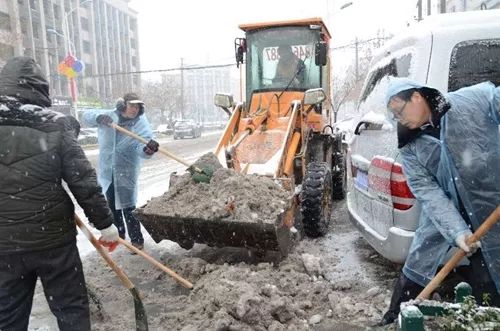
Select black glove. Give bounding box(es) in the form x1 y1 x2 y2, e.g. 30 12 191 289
96 114 113 127
143 139 159 155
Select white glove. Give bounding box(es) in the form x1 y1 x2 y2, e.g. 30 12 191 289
455 231 481 256
99 224 119 243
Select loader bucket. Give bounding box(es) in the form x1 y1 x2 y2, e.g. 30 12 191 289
135 205 294 257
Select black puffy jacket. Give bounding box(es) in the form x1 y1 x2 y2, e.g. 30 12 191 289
0 57 113 254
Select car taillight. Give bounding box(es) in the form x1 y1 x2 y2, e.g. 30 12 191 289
390 163 415 210
369 157 415 210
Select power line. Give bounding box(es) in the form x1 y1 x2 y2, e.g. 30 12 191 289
331 37 391 50
49 62 235 79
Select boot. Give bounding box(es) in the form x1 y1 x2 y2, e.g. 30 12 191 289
377 273 424 326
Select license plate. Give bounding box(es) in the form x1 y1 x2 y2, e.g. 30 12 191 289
354 170 369 191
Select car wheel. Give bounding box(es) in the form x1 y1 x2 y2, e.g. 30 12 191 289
300 162 332 237
174 135 178 140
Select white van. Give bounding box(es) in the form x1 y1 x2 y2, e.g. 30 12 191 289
346 10 500 263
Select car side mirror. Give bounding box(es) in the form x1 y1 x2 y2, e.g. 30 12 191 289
315 41 327 66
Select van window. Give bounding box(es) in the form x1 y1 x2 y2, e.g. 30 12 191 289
359 54 412 103
449 39 500 91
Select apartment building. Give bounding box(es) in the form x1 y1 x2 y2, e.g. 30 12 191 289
182 66 237 123
445 0 500 12
0 0 140 104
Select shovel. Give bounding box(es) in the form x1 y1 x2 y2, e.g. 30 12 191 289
110 123 213 183
118 238 193 289
417 206 500 300
75 215 148 331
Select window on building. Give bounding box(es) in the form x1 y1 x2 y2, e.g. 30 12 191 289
53 5 60 20
81 17 89 31
130 38 136 49
130 18 137 31
0 12 11 31
132 56 137 67
32 24 39 39
30 0 36 10
20 19 27 33
83 40 91 54
0 42 15 61
85 62 92 75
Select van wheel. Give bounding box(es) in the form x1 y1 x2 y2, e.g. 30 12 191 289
332 152 346 200
300 162 332 237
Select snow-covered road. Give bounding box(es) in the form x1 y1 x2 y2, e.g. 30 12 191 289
75 130 223 256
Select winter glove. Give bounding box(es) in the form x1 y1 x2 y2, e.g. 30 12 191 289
96 114 113 127
143 139 159 155
98 224 120 252
455 230 481 256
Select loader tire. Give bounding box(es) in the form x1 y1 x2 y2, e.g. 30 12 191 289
300 162 332 237
332 152 346 200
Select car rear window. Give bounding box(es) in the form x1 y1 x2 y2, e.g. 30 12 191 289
448 39 500 91
359 54 412 103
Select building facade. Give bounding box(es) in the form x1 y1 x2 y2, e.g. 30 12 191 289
0 0 140 104
415 0 500 19
445 0 500 12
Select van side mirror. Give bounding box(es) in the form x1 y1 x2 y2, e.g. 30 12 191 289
315 41 327 66
234 38 246 68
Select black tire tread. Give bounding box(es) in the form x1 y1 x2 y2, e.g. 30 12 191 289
300 162 332 237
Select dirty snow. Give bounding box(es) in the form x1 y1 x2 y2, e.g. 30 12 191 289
141 153 292 224
76 200 399 331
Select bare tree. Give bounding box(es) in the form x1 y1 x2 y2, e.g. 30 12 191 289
141 73 182 127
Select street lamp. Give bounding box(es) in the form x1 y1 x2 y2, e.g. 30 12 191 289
63 0 93 55
47 0 92 117
340 1 359 81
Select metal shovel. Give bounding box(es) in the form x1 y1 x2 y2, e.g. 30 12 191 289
75 215 148 331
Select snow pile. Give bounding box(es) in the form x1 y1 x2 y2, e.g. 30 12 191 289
83 239 391 331
141 152 292 224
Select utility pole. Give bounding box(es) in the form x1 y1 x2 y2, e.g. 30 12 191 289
354 37 359 82
180 57 184 119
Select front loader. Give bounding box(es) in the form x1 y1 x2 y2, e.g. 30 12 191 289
138 18 344 256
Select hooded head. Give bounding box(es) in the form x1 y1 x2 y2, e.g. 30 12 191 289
116 92 145 119
385 77 450 148
0 57 51 107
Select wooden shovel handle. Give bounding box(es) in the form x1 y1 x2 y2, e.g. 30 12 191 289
110 123 199 170
119 238 193 289
75 215 135 290
417 206 500 300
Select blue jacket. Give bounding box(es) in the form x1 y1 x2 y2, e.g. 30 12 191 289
82 109 153 209
387 79 500 292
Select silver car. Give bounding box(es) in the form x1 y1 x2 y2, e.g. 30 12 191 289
173 120 202 139
346 10 500 263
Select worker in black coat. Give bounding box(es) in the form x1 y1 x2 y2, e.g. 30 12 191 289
0 56 119 331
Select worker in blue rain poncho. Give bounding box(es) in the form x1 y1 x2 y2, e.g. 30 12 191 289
83 93 159 252
378 77 500 325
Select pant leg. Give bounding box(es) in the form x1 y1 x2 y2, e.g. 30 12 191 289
122 207 144 245
105 180 125 239
0 254 37 331
378 272 424 326
468 250 500 306
37 243 90 331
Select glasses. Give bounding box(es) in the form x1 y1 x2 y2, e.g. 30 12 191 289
389 101 408 121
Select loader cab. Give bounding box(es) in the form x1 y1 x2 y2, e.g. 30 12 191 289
240 20 330 99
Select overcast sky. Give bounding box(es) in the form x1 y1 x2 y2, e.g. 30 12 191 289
129 0 415 75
